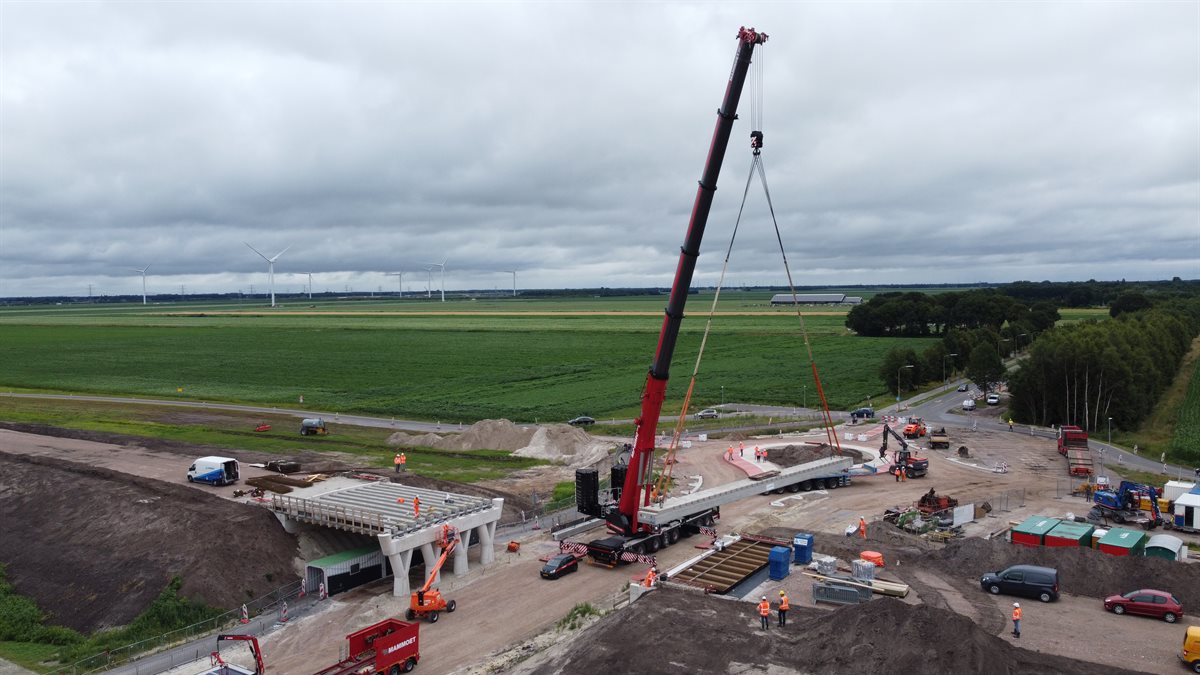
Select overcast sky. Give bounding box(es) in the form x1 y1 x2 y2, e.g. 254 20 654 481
1 1 1197 298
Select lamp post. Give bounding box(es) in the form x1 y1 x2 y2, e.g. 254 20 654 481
943 353 958 390
802 384 807 409
721 386 725 406
1017 333 1027 354
896 364 914 401
1107 416 1112 445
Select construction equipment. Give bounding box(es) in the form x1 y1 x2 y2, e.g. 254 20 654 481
928 428 950 450
300 418 328 436
880 424 929 478
407 525 458 622
917 488 958 515
312 618 420 675
575 27 770 566
1090 480 1163 530
902 417 927 439
1057 425 1093 476
212 634 265 675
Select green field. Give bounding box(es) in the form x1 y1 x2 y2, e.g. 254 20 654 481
0 295 936 421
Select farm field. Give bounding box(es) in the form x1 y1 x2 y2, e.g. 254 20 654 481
0 296 936 421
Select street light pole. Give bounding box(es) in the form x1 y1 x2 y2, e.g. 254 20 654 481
1107 416 1112 445
897 364 914 401
802 384 807 409
943 353 958 390
721 386 725 406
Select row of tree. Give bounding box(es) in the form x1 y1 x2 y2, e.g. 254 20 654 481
1007 302 1200 434
846 290 1059 337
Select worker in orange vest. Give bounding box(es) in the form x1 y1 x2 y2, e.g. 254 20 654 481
394 453 402 473
1011 602 1021 638
762 448 768 462
643 566 657 588
726 446 734 461
399 453 407 472
858 516 867 539
777 590 790 627
758 595 771 630
739 441 745 457
413 496 420 518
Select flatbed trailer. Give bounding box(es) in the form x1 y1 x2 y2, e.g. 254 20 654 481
1066 447 1094 476
311 618 419 675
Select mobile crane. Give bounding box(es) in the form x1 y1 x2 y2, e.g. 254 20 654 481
580 27 772 567
881 424 929 478
210 634 265 675
406 525 458 622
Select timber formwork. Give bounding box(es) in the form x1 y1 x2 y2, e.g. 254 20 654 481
668 535 787 594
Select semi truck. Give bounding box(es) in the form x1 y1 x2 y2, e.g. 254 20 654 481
569 27 857 568
187 457 240 486
1057 425 1093 476
312 618 420 674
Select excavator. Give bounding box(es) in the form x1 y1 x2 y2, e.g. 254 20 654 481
1090 480 1163 530
406 525 459 622
880 424 929 479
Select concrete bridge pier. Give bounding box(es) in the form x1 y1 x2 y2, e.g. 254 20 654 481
453 527 473 576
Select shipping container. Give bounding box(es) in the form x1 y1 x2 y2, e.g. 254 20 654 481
1162 481 1197 503
1011 516 1060 547
1044 521 1094 548
1097 527 1147 557
768 546 791 580
1173 492 1200 533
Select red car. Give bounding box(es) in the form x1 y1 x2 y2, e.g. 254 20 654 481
1104 589 1183 623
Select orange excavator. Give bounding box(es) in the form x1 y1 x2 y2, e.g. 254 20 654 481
406 525 458 623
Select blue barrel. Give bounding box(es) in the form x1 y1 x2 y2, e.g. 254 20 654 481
769 546 791 580
793 533 814 565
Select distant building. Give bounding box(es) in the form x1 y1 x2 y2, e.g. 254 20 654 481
771 293 847 305
843 296 864 305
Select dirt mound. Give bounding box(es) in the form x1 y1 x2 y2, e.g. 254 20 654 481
0 451 298 633
388 420 608 468
794 525 1200 610
770 443 865 467
917 537 1200 608
522 589 1147 675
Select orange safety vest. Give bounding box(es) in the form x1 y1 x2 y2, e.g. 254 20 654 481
644 571 656 587
400 454 407 465
758 601 771 617
762 449 768 459
413 497 420 516
779 595 790 611
1012 607 1022 621
394 455 402 465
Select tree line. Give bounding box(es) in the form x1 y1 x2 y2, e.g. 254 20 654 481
847 289 1060 337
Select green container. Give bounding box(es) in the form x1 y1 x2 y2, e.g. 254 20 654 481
1011 516 1060 547
1044 521 1094 548
1097 528 1147 557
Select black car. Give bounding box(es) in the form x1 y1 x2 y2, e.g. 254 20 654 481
980 564 1059 602
567 416 595 427
957 384 969 392
540 553 579 579
850 407 875 420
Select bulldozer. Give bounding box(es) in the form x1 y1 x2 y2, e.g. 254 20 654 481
407 525 459 623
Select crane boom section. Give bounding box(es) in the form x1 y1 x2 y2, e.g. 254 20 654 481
419 532 458 594
616 27 767 533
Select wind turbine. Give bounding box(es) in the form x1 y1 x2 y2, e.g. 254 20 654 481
305 272 313 300
425 259 447 302
244 242 291 307
423 266 433 298
386 271 404 298
129 265 151 305
504 270 517 297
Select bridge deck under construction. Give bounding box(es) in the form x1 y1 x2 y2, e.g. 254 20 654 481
668 535 786 594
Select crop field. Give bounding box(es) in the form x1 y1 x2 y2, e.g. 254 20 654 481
0 296 936 422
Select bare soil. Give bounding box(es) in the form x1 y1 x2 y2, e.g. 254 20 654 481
0 451 298 633
518 588 1150 675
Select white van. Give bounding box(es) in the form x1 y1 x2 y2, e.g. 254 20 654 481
187 456 240 486
962 399 976 411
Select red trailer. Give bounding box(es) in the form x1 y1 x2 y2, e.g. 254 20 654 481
312 618 419 675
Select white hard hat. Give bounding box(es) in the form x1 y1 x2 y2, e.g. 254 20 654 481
762 595 767 600
1013 602 1019 607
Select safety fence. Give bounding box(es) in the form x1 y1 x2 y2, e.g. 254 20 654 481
979 488 1026 514
66 580 303 674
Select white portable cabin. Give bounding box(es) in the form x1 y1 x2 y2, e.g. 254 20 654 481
1173 492 1200 533
1163 481 1197 504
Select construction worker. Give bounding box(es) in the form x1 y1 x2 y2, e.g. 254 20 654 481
394 453 402 473
758 595 771 630
858 516 867 539
413 496 421 518
894 465 902 482
762 448 768 462
777 590 789 627
1008 419 1014 431
726 446 734 461
399 453 407 472
643 566 657 588
739 441 745 457
1011 602 1021 638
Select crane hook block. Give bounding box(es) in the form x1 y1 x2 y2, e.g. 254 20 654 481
737 27 769 44
750 131 764 149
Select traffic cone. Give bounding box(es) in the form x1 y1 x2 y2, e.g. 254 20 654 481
280 601 289 623
319 582 327 600
240 604 249 624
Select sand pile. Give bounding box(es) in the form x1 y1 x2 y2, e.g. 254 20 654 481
520 589 1145 675
388 419 609 468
